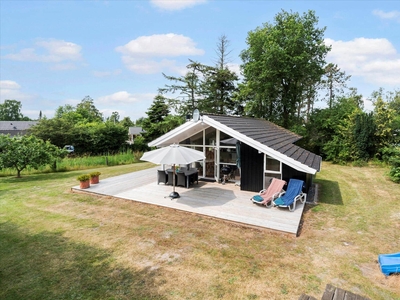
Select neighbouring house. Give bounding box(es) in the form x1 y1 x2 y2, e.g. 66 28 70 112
148 114 321 193
0 121 38 137
127 127 144 144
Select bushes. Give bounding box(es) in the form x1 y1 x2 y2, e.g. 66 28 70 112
382 146 400 183
0 134 65 177
29 119 128 156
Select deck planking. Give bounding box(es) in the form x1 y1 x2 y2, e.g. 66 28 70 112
71 167 305 236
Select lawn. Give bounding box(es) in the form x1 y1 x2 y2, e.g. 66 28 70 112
0 162 399 299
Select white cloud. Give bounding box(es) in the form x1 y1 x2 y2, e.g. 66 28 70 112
227 63 241 77
116 33 204 74
3 39 82 63
0 80 21 90
373 9 400 22
97 91 155 104
116 33 204 57
0 80 32 101
50 63 79 71
122 57 184 74
325 37 400 86
150 0 206 11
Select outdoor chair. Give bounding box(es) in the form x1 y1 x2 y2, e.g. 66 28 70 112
273 179 306 212
157 170 168 185
251 178 286 207
167 170 176 185
176 171 187 187
189 171 198 185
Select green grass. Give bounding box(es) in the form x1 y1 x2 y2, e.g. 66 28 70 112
0 151 143 177
0 161 399 299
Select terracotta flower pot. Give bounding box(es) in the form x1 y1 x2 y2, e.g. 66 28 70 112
79 180 90 189
90 176 99 184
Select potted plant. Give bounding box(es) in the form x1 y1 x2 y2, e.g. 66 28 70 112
89 171 101 184
77 174 90 189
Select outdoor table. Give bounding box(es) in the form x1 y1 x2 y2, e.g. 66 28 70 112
167 167 198 188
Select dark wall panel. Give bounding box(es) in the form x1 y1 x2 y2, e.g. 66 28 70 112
282 164 312 192
240 143 264 192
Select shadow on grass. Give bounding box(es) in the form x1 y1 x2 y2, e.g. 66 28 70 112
314 179 343 205
0 222 166 300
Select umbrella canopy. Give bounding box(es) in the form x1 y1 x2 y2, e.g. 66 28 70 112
141 144 205 165
141 144 205 199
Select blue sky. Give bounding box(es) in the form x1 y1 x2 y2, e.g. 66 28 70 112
1 0 399 121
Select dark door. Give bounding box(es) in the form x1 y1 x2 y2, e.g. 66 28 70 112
240 143 264 192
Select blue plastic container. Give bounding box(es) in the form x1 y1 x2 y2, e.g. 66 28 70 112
378 252 400 276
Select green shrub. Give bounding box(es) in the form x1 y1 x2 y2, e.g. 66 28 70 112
388 167 400 183
89 171 101 178
77 174 90 181
382 146 400 183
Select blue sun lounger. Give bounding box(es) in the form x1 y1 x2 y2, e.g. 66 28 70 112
273 179 306 212
378 252 400 276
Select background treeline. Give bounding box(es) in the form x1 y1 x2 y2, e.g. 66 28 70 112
28 96 146 155
1 10 399 181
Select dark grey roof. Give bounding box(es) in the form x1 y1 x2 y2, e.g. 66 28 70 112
0 121 38 136
206 114 321 172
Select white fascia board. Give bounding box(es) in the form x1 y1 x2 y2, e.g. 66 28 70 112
202 116 317 175
148 120 204 147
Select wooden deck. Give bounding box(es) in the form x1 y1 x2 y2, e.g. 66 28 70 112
71 167 305 236
299 284 371 300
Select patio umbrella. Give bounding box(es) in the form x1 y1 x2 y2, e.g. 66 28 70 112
141 144 205 198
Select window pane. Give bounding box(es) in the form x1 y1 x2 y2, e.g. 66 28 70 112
265 157 280 172
220 132 234 143
205 128 216 145
220 148 237 164
180 130 203 145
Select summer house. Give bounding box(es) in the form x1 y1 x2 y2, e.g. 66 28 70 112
149 114 321 193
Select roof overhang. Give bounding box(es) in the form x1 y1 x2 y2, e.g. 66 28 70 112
148 119 208 147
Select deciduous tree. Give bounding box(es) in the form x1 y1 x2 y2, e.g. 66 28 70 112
240 10 330 128
0 99 30 121
107 111 120 124
0 135 65 177
76 96 103 123
371 90 396 151
28 118 75 147
120 116 135 130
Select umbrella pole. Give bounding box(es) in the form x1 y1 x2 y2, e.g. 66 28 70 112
169 164 180 199
173 164 176 193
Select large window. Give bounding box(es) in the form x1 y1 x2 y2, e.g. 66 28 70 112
204 127 216 145
178 128 241 182
264 156 281 187
265 157 280 172
220 131 232 142
180 131 202 145
220 148 237 164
